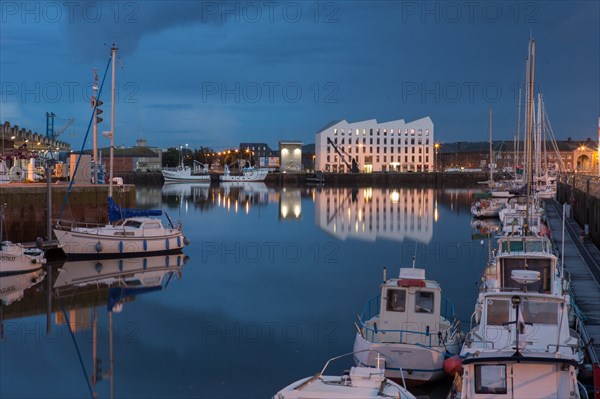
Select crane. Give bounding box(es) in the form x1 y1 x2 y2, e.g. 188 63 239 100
326 137 359 173
46 112 75 140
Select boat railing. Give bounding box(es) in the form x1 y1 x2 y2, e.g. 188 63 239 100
314 349 409 390
465 331 497 349
359 295 381 323
546 343 580 355
361 324 443 348
54 219 108 231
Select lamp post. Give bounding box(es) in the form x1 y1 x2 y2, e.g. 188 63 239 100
434 143 440 172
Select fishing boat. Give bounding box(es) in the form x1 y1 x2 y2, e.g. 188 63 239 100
162 160 210 182
220 163 268 182
1 205 46 275
449 280 585 398
0 241 46 275
273 351 416 399
53 45 189 259
354 267 464 385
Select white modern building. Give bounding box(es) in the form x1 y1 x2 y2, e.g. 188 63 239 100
315 117 434 173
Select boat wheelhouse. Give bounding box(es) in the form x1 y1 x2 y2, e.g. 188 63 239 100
354 268 463 385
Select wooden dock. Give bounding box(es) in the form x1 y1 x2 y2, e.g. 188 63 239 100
546 199 600 396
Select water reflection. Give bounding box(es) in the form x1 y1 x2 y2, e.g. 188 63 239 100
315 187 435 244
280 188 302 221
0 269 45 306
52 254 187 399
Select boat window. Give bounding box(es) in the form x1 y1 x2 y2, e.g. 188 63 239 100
475 365 507 394
415 291 434 313
487 299 509 325
144 222 161 229
386 289 406 312
521 301 558 325
123 220 142 228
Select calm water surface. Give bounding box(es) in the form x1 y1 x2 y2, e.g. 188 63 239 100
1 184 488 399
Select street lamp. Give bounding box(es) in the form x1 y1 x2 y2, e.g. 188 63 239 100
434 143 440 172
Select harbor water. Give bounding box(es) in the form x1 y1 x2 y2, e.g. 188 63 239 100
0 183 488 398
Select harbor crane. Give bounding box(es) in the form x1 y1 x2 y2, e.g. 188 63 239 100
46 112 75 140
326 137 359 173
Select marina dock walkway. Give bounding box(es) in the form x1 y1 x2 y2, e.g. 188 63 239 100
546 199 600 394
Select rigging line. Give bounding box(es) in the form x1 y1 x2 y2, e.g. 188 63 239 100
57 56 112 221
61 304 95 399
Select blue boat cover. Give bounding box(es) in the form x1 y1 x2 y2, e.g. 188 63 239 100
108 196 162 222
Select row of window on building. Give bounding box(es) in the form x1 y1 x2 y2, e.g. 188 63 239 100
334 128 430 136
328 145 430 155
330 137 431 146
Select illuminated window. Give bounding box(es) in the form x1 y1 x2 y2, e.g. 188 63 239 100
356 128 359 136
363 128 366 136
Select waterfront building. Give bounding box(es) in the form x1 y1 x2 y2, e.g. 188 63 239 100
315 117 434 173
279 141 303 172
439 138 599 173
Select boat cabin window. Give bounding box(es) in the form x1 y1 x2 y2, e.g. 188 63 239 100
502 239 546 253
475 364 507 394
123 220 143 229
521 301 558 325
386 289 406 312
415 291 434 313
144 222 161 229
486 299 509 325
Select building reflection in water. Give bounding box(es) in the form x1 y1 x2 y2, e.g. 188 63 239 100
279 188 302 221
161 182 212 212
315 187 434 244
213 182 273 215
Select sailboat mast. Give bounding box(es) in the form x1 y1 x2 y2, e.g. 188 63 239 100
109 44 117 198
489 107 493 185
525 38 536 234
516 87 522 179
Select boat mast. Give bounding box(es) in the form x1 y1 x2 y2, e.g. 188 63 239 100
109 44 117 198
489 106 493 186
525 37 536 234
516 87 522 180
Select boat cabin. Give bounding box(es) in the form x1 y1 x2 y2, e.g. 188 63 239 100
487 236 560 294
373 268 445 344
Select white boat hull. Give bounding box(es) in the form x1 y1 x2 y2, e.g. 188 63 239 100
53 229 185 259
161 170 210 182
220 168 268 182
353 333 452 385
1 242 46 276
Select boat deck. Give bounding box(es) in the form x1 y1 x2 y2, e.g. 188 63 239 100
546 199 600 371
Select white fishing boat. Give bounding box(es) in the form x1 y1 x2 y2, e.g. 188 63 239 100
162 160 210 182
449 285 585 398
0 268 45 305
273 351 416 399
354 267 464 385
0 241 46 275
53 45 189 259
220 163 268 182
1 204 46 274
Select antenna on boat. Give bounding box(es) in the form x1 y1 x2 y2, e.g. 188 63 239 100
561 202 566 282
383 267 387 283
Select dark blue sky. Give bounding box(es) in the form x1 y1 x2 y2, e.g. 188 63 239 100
1 1 598 150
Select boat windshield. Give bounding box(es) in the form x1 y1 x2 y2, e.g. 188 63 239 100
501 239 546 253
521 301 558 325
123 220 143 229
